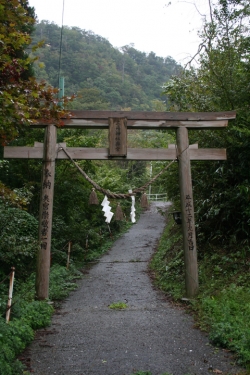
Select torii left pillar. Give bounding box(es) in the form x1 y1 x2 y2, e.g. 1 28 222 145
36 125 57 300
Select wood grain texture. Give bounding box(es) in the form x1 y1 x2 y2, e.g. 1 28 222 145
126 120 228 129
36 125 57 300
30 110 236 129
168 143 198 149
176 127 199 297
4 147 43 158
34 142 67 148
109 118 127 156
4 146 227 160
64 110 236 120
31 119 229 129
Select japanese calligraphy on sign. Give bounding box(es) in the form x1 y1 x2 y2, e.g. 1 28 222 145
40 168 52 250
109 118 127 156
115 121 121 151
185 194 194 251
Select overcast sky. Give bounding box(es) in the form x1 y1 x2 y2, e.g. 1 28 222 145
28 0 210 65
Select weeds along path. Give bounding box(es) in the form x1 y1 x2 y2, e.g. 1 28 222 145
29 202 241 375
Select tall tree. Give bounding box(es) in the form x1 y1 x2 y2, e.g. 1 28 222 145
163 0 250 248
0 0 72 145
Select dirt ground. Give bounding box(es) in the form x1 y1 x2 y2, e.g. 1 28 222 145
26 202 242 375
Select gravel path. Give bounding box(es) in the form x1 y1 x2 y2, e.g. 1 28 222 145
28 202 241 375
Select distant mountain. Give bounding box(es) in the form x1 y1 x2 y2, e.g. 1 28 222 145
31 21 182 110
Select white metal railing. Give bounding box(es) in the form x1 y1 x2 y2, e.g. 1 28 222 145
147 193 168 201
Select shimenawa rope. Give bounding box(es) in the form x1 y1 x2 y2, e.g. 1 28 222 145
59 146 177 199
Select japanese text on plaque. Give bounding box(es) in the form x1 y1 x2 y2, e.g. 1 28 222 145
186 194 194 250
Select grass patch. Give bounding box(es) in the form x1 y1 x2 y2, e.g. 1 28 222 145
129 372 189 375
196 285 250 366
108 301 128 310
150 218 184 300
150 216 250 369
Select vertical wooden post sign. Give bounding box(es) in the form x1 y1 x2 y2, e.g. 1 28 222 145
36 125 57 300
176 127 199 297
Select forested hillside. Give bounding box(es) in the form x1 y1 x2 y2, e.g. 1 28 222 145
31 21 181 110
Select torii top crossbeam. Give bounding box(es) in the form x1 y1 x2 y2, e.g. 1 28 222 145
6 110 236 161
32 110 236 129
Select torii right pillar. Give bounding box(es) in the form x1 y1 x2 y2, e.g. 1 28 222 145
177 127 199 298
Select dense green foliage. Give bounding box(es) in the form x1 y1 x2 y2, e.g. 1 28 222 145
0 1 74 145
0 203 38 276
31 21 181 111
162 0 250 251
200 285 250 365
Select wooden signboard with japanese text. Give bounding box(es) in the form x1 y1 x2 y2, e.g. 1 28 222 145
108 118 127 157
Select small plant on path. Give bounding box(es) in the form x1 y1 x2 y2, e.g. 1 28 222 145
108 301 128 309
130 372 195 375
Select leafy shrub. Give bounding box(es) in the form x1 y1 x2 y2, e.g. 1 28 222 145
0 315 35 375
13 301 54 330
0 204 38 276
49 264 80 300
200 284 250 365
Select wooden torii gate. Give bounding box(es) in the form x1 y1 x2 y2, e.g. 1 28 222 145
4 110 236 300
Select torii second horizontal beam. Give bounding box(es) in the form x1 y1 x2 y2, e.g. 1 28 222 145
4 146 226 161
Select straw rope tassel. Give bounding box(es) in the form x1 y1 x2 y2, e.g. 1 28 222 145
89 188 99 205
115 203 124 221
